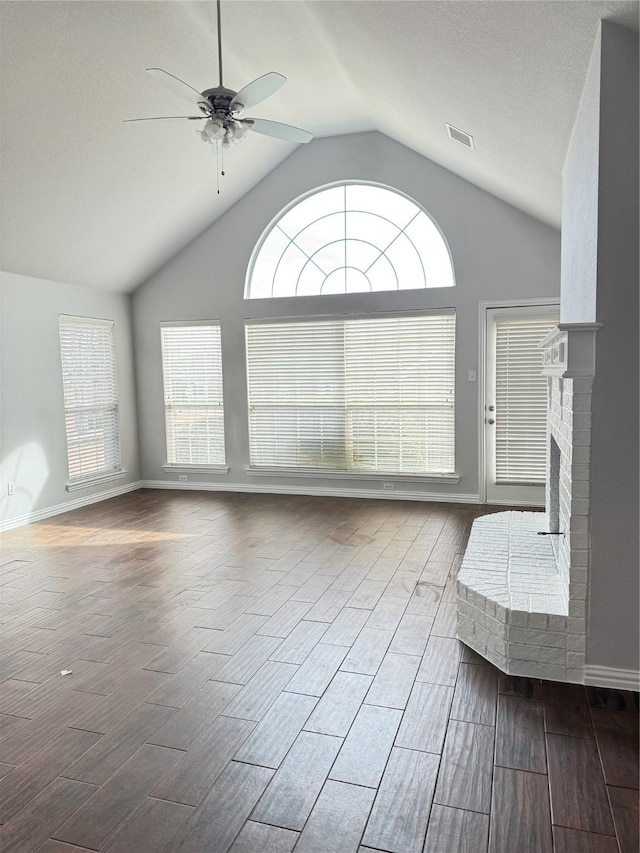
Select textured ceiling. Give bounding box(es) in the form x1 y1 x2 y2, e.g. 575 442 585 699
1 0 638 293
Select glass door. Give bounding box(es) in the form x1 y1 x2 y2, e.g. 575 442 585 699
484 305 559 506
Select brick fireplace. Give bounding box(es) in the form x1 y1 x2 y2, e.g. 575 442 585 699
456 324 601 683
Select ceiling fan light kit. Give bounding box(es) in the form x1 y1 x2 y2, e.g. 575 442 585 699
198 117 250 150
126 0 312 182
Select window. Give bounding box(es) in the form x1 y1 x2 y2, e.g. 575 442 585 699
494 315 558 484
246 182 455 298
161 323 225 466
246 313 455 475
59 315 121 484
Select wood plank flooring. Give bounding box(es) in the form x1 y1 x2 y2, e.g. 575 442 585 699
0 489 638 853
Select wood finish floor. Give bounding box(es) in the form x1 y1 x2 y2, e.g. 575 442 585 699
0 489 638 853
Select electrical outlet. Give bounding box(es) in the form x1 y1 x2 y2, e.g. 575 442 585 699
383 483 394 490
178 475 188 482
7 482 15 496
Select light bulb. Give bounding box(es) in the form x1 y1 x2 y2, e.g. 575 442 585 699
205 118 224 141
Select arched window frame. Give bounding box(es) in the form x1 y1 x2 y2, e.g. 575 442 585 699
244 181 456 299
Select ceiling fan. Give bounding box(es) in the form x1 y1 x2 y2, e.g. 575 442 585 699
125 0 313 157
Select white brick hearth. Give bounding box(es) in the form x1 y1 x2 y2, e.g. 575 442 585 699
457 324 600 683
457 512 571 680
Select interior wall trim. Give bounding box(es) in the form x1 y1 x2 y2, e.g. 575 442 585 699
140 479 480 505
0 481 143 532
584 664 640 692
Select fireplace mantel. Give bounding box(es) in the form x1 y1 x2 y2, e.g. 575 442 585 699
539 322 602 378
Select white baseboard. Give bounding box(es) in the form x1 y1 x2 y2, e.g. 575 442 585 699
0 479 481 532
585 664 640 692
140 479 480 505
484 498 545 508
0 481 143 532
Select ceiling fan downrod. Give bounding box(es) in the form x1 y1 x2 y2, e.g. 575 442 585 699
216 0 223 87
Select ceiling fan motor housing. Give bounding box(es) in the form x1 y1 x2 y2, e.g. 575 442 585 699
201 87 242 116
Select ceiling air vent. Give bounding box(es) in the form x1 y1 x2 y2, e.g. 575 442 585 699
446 124 475 149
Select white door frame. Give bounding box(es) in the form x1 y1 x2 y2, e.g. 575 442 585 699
478 298 560 505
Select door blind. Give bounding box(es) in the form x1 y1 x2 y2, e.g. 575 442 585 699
494 316 557 484
59 316 121 481
161 324 225 465
246 313 455 474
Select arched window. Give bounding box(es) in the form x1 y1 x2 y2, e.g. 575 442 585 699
245 182 455 299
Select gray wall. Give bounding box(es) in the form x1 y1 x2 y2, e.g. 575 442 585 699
133 132 560 501
560 32 601 324
0 271 140 526
582 24 639 672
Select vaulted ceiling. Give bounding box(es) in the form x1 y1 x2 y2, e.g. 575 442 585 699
1 0 637 293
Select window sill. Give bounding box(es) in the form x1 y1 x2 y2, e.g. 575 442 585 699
245 467 460 484
495 480 545 487
162 464 229 474
66 469 128 492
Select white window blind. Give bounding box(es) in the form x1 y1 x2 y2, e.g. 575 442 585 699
161 324 225 466
246 313 455 474
495 316 557 484
59 315 121 482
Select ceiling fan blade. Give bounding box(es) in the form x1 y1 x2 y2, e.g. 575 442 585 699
230 72 286 111
146 68 206 107
124 116 206 122
246 118 313 144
